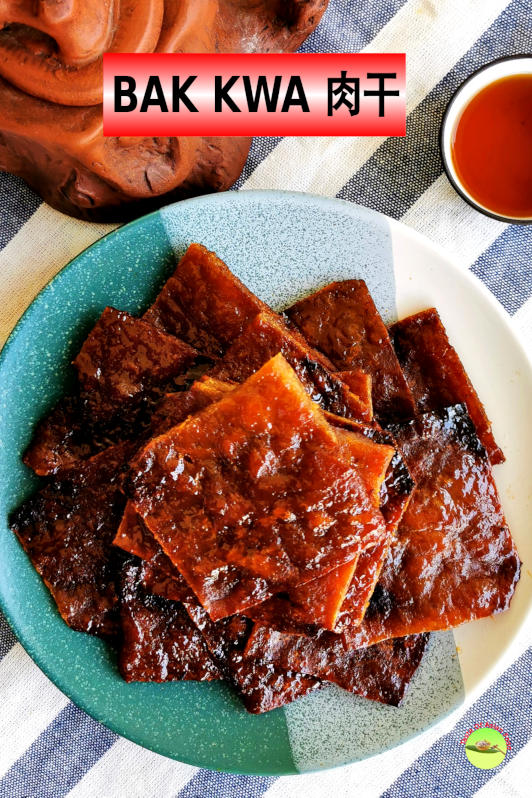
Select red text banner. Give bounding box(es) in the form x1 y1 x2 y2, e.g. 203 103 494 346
103 53 405 137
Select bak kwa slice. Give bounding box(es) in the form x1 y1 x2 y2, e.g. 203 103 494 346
119 560 221 683
173 575 321 713
245 626 429 706
143 243 271 358
126 544 321 712
210 311 372 422
390 308 504 464
343 405 520 649
11 443 132 637
138 378 396 634
285 280 417 423
23 395 97 476
130 353 387 621
248 426 395 632
73 307 196 421
127 373 392 633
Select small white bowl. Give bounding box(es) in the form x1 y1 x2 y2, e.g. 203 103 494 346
440 55 532 224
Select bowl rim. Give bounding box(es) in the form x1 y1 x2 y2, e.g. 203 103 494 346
439 53 532 226
1 189 532 775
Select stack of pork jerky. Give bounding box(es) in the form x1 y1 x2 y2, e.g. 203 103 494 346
12 244 520 713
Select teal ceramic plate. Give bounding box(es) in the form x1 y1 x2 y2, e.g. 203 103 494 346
1 191 531 775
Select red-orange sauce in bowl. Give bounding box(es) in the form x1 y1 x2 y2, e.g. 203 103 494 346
451 74 532 219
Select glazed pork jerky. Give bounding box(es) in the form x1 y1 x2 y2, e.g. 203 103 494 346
130 355 386 620
119 560 221 683
143 243 270 358
343 405 520 648
285 280 416 423
73 306 196 421
211 311 372 422
245 626 429 706
390 308 504 464
11 444 132 637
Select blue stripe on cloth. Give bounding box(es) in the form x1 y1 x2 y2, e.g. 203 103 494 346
337 0 530 221
299 0 408 54
0 611 17 663
0 173 41 251
176 771 275 798
0 703 117 798
382 646 532 798
232 0 408 189
471 225 532 315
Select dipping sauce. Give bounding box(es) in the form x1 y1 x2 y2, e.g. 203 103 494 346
451 74 532 218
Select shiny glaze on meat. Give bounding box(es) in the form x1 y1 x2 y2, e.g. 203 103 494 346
343 405 520 648
245 626 429 706
11 443 132 637
143 243 270 358
390 308 504 464
73 306 195 420
286 280 417 423
211 311 372 422
119 560 221 683
130 355 386 620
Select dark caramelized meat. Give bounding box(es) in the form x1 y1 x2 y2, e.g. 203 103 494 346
343 405 520 648
141 550 189 603
390 308 504 464
143 243 270 358
119 561 220 683
131 354 386 621
73 307 196 421
211 311 371 422
150 376 233 436
23 395 96 476
175 578 321 713
11 444 131 637
230 656 321 713
245 626 429 706
286 281 416 423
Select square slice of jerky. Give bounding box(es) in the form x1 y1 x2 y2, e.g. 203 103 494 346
248 427 394 632
210 311 371 422
131 354 386 621
119 560 221 683
245 626 429 706
119 524 322 712
73 307 196 421
11 443 132 637
343 405 520 649
143 243 271 358
285 280 417 423
23 395 97 477
175 578 321 713
390 308 504 464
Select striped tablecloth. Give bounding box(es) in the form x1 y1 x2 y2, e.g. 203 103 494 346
1 1 531 796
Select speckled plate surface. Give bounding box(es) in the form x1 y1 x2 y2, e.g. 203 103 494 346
0 191 531 775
